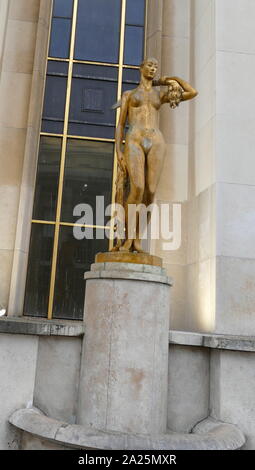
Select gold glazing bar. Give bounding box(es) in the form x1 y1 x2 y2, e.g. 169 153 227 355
32 219 110 230
48 57 69 62
144 0 148 58
40 132 115 142
66 135 115 142
47 0 79 320
40 132 64 138
48 58 140 70
109 0 127 250
123 65 140 69
32 220 56 225
73 59 119 67
60 222 110 230
117 0 127 102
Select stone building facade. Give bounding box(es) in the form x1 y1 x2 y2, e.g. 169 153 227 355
0 0 255 450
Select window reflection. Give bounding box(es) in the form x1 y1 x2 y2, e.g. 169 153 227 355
42 62 68 133
61 139 114 223
33 137 62 221
75 0 121 63
68 64 118 138
124 25 144 66
49 18 72 58
126 0 145 26
53 0 73 18
24 224 54 318
122 68 140 93
53 226 108 320
124 0 145 66
47 61 69 75
49 0 73 58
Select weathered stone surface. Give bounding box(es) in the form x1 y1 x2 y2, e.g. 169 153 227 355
168 345 210 432
85 263 172 286
9 408 65 440
0 317 84 337
210 349 255 450
0 334 38 449
169 330 255 352
91 262 165 275
79 265 171 435
9 408 245 450
33 337 82 424
21 431 67 450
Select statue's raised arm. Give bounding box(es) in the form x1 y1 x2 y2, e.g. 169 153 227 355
153 76 198 109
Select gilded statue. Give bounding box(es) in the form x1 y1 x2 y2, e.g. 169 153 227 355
112 57 197 253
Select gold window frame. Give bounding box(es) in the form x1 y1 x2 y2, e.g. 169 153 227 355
29 0 147 320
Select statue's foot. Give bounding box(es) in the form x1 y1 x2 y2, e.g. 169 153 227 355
110 246 119 252
110 239 123 252
133 239 145 253
119 239 133 252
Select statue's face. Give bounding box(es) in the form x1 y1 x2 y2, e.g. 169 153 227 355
141 59 158 80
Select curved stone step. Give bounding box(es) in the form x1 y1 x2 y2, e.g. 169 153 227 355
9 408 245 450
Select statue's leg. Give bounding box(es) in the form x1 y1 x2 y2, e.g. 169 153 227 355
133 139 165 252
146 139 165 202
120 142 145 252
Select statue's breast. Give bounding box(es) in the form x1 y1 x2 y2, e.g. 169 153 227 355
150 92 161 109
129 90 143 108
129 89 161 110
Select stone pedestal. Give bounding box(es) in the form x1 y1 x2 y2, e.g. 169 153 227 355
78 262 172 435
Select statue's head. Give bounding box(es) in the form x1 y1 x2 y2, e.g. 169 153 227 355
140 57 158 80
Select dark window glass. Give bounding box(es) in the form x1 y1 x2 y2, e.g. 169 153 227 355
126 0 145 26
42 68 67 133
49 18 72 58
124 25 144 66
122 67 140 93
61 139 114 223
68 123 115 139
73 63 118 81
75 0 121 63
24 224 55 318
68 64 117 138
41 121 64 135
33 137 62 221
53 226 108 320
122 68 140 83
53 0 73 18
47 61 69 75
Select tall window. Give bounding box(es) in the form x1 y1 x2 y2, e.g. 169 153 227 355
24 0 146 320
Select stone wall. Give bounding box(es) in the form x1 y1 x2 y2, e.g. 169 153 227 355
0 0 42 313
185 0 255 334
0 318 83 450
0 326 255 449
147 0 255 335
7 0 52 317
0 333 38 449
0 0 52 317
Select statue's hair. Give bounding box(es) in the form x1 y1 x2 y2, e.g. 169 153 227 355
140 57 158 68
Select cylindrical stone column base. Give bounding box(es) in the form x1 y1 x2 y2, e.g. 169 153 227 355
78 262 172 436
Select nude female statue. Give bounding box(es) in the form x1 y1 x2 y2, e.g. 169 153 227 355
113 57 197 253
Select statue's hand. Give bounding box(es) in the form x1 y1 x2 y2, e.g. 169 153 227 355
117 151 126 175
169 97 181 109
167 81 183 109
